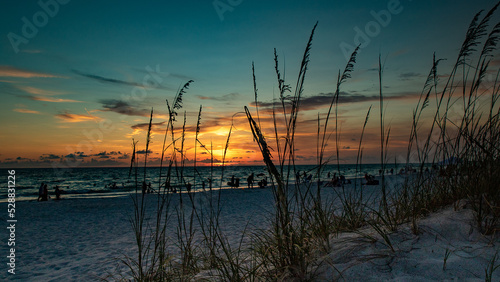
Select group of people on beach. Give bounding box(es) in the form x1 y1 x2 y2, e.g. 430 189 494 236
37 183 62 201
105 182 123 189
379 168 395 175
227 173 268 189
228 175 240 188
326 171 379 186
364 173 379 185
295 171 314 183
137 171 274 195
142 181 154 194
325 172 352 187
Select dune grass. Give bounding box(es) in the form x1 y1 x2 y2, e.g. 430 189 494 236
386 2 500 237
116 2 500 280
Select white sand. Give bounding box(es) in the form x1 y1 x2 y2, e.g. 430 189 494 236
2 179 499 281
327 205 499 281
1 188 274 281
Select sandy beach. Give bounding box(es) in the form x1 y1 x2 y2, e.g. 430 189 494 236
2 175 499 281
2 185 275 281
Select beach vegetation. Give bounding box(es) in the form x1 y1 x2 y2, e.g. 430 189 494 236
117 2 500 280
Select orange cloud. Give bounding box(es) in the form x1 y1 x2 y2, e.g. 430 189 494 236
16 86 81 102
55 113 102 123
13 108 41 114
31 96 82 103
17 86 63 96
0 65 61 78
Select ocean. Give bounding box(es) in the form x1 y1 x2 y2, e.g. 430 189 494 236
2 163 403 202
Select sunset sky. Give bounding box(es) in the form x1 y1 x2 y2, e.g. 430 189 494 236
1 0 499 168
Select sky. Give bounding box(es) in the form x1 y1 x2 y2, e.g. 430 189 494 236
0 0 499 168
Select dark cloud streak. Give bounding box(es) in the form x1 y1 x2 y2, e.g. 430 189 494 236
399 72 423 81
72 69 144 87
131 121 166 130
197 93 241 101
72 69 172 90
100 99 150 117
252 92 420 112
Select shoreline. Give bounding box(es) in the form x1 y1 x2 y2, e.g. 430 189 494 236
3 174 498 280
1 164 417 202
1 172 413 203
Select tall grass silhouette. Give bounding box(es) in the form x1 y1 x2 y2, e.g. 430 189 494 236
118 2 500 280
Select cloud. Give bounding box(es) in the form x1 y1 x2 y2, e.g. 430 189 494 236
253 92 420 112
73 69 172 90
134 68 193 83
55 112 102 123
0 152 132 168
197 93 241 101
0 65 61 78
251 92 368 111
99 99 150 117
399 72 423 81
16 156 31 161
86 158 125 166
16 86 81 103
24 95 82 103
90 151 124 158
17 86 62 96
136 150 153 154
93 152 109 157
13 108 41 114
72 69 145 87
40 154 61 161
131 121 166 131
65 152 88 159
15 86 81 103
197 158 222 164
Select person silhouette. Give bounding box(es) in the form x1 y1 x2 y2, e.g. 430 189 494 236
54 185 62 200
41 183 49 201
247 173 254 189
37 182 45 201
228 175 236 187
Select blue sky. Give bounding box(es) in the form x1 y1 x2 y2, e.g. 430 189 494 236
0 0 499 167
